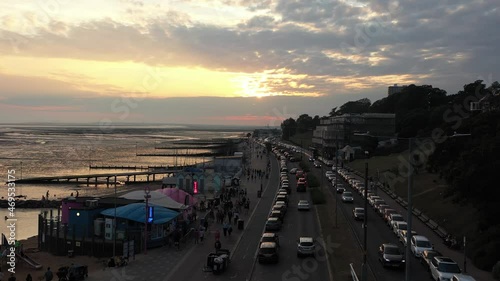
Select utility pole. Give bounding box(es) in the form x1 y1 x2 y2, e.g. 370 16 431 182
335 134 338 227
144 186 151 254
362 159 368 281
113 181 117 257
405 139 414 281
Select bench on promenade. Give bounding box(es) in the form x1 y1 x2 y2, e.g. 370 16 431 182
427 219 439 230
412 208 422 216
389 192 397 199
419 213 430 223
400 200 408 208
395 197 403 203
436 226 448 238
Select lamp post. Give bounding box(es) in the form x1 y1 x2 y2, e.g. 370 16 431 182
405 138 414 281
463 236 467 273
335 134 339 227
113 179 117 257
361 151 369 281
144 186 151 254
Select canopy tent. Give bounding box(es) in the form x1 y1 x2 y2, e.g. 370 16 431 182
157 188 198 206
100 203 180 224
120 190 187 210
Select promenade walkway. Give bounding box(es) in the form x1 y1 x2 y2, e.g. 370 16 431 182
86 140 272 281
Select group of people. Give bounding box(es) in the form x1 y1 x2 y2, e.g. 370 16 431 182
0 267 50 281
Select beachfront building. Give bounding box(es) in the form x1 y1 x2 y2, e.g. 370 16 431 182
312 113 396 159
41 194 184 257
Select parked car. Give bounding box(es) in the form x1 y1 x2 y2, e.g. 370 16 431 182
420 249 442 270
258 242 279 263
265 218 282 231
410 235 433 258
336 185 346 193
297 237 316 257
353 207 365 220
260 233 280 248
297 200 310 211
313 162 322 168
389 214 405 229
378 243 405 268
383 209 397 223
269 210 285 222
429 257 462 281
399 230 417 246
393 221 408 237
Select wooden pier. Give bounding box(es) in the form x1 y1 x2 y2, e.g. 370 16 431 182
89 165 177 170
136 152 219 157
10 169 181 186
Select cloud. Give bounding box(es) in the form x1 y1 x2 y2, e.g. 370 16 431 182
0 0 499 125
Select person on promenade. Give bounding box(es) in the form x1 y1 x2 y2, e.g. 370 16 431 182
7 273 15 281
0 268 4 281
214 240 221 251
222 222 229 236
228 225 233 236
199 227 205 243
44 267 53 281
25 274 32 281
194 228 199 244
214 229 220 241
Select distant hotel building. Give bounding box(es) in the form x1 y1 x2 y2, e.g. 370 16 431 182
388 84 407 96
312 113 396 158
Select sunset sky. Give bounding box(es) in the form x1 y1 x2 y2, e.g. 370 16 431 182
0 0 498 126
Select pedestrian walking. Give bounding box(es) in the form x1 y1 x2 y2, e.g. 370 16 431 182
233 212 239 225
194 228 199 244
214 229 221 241
214 240 222 251
222 222 229 236
199 227 205 243
228 225 233 236
44 267 53 281
8 273 16 281
26 273 33 281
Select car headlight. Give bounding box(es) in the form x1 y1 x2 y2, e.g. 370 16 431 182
402 259 405 263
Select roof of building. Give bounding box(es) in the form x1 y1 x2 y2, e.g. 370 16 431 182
100 202 180 224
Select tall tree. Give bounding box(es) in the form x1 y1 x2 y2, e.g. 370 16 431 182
281 118 297 140
296 114 314 133
337 98 371 114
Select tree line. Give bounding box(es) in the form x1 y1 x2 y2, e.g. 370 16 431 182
281 80 500 270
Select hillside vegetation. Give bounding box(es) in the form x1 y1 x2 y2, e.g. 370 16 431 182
281 80 500 271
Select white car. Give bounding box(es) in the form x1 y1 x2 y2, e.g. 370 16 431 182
297 237 316 257
430 257 462 281
410 235 433 257
342 192 354 203
297 200 310 211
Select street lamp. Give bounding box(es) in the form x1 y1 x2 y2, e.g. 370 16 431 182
361 151 369 281
144 186 151 254
335 135 339 227
113 178 117 257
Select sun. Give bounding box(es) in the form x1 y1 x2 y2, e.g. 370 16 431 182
234 74 273 98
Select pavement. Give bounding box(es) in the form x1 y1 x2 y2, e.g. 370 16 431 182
86 140 272 281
